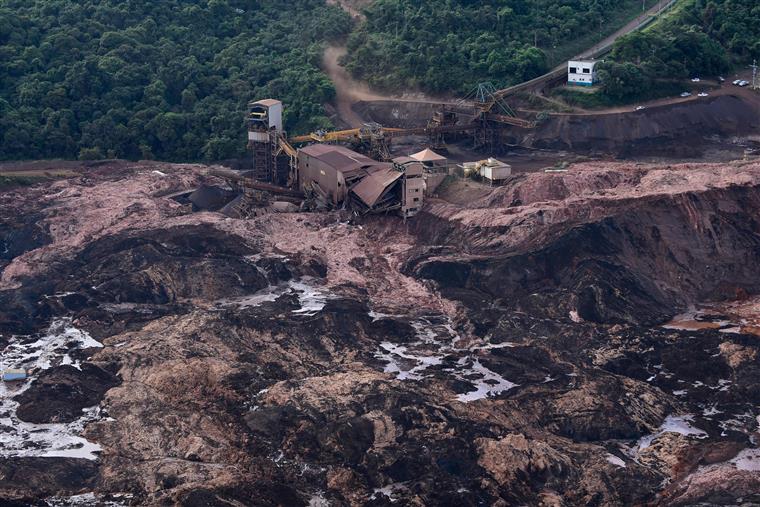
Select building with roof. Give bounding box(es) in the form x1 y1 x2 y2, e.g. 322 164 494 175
247 99 287 184
392 157 425 218
568 59 599 86
297 144 389 206
410 148 448 171
409 148 449 196
296 145 424 217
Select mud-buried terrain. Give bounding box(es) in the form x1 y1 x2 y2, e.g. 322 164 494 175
2 159 760 505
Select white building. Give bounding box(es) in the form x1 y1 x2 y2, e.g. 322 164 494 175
568 59 599 86
478 158 511 185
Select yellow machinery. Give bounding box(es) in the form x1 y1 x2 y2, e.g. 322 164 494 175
289 124 425 144
288 87 536 156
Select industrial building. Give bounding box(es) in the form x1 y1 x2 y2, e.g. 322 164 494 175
568 59 599 86
409 148 448 196
244 99 430 218
297 144 384 206
247 99 296 187
391 156 425 217
296 144 425 217
410 148 448 172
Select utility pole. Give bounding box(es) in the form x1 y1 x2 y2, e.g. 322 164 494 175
751 59 758 90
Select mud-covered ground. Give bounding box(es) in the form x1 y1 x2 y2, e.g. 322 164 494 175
357 87 760 171
1 159 760 506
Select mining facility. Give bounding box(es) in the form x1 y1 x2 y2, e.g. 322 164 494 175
245 98 426 218
241 88 534 218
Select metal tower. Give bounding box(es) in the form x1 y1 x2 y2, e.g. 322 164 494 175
247 99 283 183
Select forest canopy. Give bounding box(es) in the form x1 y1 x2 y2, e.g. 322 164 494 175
0 0 351 162
342 0 655 94
2 0 758 162
598 0 760 100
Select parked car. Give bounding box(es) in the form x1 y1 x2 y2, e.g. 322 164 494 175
680 92 692 97
739 81 750 87
718 76 725 82
698 92 709 97
733 79 742 85
635 105 645 111
691 77 700 82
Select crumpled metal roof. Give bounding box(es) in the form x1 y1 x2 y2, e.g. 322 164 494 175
350 166 402 207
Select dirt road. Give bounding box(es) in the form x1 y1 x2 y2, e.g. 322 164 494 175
496 0 678 99
325 0 370 20
323 0 681 127
547 80 760 116
577 0 676 60
322 45 387 128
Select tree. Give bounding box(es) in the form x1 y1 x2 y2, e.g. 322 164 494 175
597 62 650 100
0 0 352 162
78 147 104 160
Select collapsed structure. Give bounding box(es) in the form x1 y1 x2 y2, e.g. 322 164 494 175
247 99 425 217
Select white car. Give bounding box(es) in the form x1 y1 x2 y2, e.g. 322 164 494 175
680 92 692 97
635 106 645 111
691 77 700 82
733 79 742 85
739 80 750 87
718 77 725 82
698 92 709 97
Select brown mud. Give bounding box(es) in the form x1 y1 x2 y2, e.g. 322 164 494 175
1 159 760 505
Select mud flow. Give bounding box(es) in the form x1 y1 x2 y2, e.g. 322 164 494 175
1 158 760 505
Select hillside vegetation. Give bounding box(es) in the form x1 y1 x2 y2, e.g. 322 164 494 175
342 0 659 94
598 0 760 100
0 0 350 162
1 0 757 163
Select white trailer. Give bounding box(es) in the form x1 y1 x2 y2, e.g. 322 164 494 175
568 59 599 86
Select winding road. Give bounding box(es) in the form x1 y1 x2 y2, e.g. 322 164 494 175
324 0 680 125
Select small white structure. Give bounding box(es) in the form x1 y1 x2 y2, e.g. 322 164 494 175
247 99 283 141
478 158 512 185
459 158 512 185
568 59 599 86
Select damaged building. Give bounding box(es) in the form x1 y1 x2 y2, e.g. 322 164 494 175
296 144 425 218
246 99 425 218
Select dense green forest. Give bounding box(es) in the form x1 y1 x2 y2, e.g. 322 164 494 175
2 0 758 162
0 0 350 161
598 0 760 100
342 0 657 94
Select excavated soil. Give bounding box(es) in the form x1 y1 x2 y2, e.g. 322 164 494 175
355 92 760 162
524 94 760 157
2 159 760 506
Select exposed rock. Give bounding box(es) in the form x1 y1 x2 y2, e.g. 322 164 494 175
476 434 572 488
15 363 120 423
407 161 760 325
718 341 757 369
0 457 98 500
